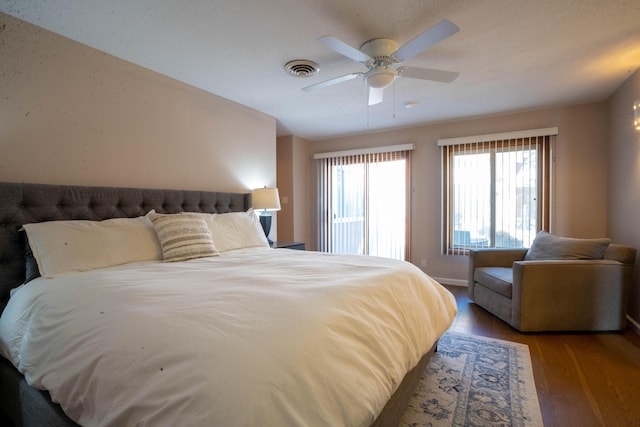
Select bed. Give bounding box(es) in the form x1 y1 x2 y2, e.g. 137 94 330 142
0 182 457 427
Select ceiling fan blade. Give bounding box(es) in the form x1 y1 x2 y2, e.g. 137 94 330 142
399 66 459 83
368 87 384 106
317 35 372 63
302 73 361 91
392 19 460 62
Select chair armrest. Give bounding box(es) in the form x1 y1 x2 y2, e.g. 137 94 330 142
469 248 529 269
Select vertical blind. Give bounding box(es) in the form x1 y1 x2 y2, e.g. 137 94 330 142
439 128 556 255
316 144 413 260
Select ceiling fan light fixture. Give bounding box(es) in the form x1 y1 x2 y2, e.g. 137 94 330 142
365 69 397 89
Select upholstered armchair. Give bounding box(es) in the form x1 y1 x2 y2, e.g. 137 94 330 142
468 232 637 332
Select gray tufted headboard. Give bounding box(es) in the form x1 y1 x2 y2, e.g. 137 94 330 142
0 182 251 313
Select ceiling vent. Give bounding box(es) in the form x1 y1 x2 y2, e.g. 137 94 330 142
284 60 319 78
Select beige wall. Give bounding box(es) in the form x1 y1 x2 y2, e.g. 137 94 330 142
276 136 294 240
304 103 609 284
607 68 640 329
276 135 311 244
0 13 276 195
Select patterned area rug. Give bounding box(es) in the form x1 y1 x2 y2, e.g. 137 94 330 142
400 332 543 427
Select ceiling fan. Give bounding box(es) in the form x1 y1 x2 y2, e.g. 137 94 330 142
303 19 460 106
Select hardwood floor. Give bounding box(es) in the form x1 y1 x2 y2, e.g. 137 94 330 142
442 284 640 427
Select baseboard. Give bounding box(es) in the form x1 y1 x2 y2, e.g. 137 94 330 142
432 277 468 287
627 314 640 336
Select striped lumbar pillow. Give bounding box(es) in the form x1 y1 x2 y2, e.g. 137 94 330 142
148 212 219 262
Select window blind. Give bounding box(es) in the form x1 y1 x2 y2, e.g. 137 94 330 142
317 144 413 260
439 128 556 255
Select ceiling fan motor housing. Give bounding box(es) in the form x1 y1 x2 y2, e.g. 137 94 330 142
360 38 398 60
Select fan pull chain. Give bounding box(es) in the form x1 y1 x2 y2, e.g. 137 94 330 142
367 99 370 127
393 79 397 119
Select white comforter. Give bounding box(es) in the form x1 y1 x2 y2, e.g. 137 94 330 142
0 248 457 427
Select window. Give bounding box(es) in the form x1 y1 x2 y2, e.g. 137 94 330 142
316 145 412 260
439 128 556 255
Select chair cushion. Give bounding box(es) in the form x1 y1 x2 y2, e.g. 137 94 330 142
474 267 513 298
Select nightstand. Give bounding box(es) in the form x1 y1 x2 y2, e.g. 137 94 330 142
270 241 306 250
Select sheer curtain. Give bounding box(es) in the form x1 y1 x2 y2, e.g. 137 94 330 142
316 144 413 260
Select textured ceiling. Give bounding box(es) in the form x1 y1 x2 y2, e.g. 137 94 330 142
2 0 640 140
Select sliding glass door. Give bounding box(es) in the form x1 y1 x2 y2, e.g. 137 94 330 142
317 147 411 260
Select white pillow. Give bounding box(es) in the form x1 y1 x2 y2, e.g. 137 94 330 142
201 209 269 252
147 212 219 262
23 216 162 278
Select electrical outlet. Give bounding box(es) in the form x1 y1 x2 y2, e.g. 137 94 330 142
420 259 427 268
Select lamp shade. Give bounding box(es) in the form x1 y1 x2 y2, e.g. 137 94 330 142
251 187 281 211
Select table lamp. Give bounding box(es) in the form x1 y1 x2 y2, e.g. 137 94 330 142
251 187 281 244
